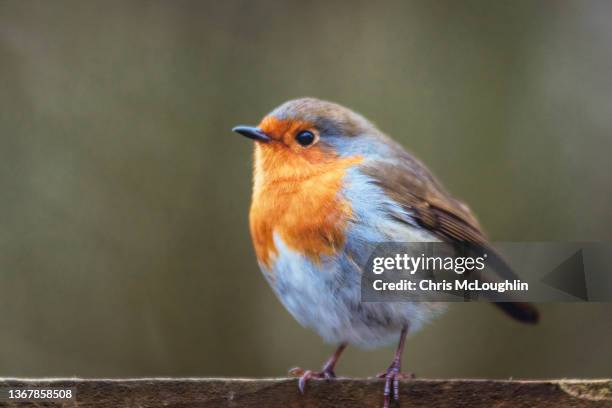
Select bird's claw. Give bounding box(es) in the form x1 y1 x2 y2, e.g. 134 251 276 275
377 362 413 408
376 370 415 380
289 366 336 394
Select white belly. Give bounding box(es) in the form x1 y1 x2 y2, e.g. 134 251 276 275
263 233 445 348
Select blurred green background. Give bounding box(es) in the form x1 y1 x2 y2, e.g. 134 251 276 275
1 0 611 379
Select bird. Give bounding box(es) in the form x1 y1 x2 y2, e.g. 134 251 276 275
233 98 538 408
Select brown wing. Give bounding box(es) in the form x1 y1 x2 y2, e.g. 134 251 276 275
360 158 539 324
360 159 486 244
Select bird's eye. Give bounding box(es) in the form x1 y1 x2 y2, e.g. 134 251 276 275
295 130 316 147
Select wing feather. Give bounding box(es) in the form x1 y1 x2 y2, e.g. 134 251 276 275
360 157 538 324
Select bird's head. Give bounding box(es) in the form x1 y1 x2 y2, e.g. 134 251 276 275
233 98 390 184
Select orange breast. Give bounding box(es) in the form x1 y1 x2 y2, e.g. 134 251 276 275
249 143 363 269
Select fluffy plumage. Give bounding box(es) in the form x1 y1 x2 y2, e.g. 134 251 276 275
235 97 537 406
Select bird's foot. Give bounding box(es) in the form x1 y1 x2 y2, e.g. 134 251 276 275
376 361 414 408
288 366 336 394
375 370 415 380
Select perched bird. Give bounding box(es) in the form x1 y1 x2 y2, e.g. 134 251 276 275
233 98 538 407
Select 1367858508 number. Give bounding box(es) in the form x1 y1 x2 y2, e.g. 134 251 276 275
4 388 74 400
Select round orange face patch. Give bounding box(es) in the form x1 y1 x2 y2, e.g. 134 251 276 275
249 133 363 269
258 116 322 152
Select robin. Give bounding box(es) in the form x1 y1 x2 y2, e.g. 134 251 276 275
233 98 538 408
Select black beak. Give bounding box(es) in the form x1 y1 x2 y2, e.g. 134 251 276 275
232 126 270 143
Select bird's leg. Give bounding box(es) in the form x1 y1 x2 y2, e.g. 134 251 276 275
289 342 347 394
377 326 412 408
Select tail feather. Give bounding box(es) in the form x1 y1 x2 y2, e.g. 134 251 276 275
494 302 539 324
463 244 539 324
